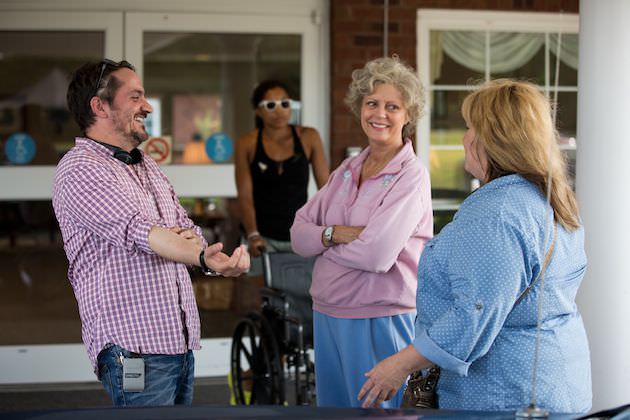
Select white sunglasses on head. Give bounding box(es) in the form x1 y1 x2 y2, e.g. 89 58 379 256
258 99 292 111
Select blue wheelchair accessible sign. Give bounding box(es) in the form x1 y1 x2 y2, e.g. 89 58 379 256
205 132 234 163
5 132 36 164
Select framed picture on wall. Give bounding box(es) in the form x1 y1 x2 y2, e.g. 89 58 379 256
172 94 222 162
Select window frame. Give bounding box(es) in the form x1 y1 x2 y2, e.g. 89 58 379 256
415 9 579 195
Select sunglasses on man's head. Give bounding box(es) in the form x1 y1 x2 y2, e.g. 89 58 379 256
258 99 292 111
93 59 132 98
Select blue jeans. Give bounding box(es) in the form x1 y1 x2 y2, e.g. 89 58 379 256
97 344 195 406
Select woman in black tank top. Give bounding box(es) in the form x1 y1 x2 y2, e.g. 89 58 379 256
235 80 329 272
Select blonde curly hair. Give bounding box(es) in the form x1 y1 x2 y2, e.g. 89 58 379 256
344 56 426 138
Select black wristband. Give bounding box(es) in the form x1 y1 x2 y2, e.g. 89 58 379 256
199 249 220 276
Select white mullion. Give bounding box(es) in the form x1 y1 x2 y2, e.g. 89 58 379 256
431 145 464 151
485 31 491 81
429 84 476 91
551 86 578 92
545 32 550 97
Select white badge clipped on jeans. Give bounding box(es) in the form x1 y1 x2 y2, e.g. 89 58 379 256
122 357 145 392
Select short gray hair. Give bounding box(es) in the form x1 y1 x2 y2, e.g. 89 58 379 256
344 56 426 138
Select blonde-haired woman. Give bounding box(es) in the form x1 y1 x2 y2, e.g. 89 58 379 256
359 79 591 414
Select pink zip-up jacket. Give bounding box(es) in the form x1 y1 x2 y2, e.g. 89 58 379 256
290 140 433 318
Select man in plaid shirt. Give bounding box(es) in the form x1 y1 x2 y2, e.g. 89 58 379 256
53 59 250 406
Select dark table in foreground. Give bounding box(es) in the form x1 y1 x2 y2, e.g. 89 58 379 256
0 405 582 420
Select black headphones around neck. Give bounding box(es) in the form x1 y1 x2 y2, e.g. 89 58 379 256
92 139 142 165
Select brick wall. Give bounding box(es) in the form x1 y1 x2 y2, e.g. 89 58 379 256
329 0 579 168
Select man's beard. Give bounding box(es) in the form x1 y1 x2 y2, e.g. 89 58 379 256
132 129 149 144
112 109 149 146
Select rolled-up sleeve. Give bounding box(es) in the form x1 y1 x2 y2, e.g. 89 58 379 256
414 327 471 375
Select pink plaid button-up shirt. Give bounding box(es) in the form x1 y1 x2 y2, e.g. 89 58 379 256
53 138 203 374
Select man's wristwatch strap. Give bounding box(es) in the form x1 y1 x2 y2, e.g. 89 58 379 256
199 249 220 276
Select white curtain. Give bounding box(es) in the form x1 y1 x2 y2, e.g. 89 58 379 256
549 33 579 70
433 31 578 79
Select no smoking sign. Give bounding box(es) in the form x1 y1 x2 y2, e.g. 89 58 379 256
141 136 172 165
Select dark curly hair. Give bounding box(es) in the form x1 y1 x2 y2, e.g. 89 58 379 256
251 80 293 129
66 59 135 134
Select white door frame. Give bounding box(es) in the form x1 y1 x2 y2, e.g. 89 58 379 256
0 0 330 200
0 11 123 201
124 9 327 197
0 1 329 384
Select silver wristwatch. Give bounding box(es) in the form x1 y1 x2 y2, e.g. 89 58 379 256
323 226 334 247
199 249 220 276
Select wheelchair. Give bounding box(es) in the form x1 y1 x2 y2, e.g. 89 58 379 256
230 251 317 406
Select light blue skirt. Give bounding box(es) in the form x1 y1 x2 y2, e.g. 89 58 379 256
313 310 415 408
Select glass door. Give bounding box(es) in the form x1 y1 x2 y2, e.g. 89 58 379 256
0 5 328 384
0 11 123 383
124 11 326 378
125 11 327 197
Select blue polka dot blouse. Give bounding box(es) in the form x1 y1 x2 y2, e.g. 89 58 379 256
414 174 591 414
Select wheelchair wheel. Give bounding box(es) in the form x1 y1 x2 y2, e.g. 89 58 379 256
230 312 285 405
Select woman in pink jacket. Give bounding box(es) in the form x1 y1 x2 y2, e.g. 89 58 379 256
290 56 433 408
